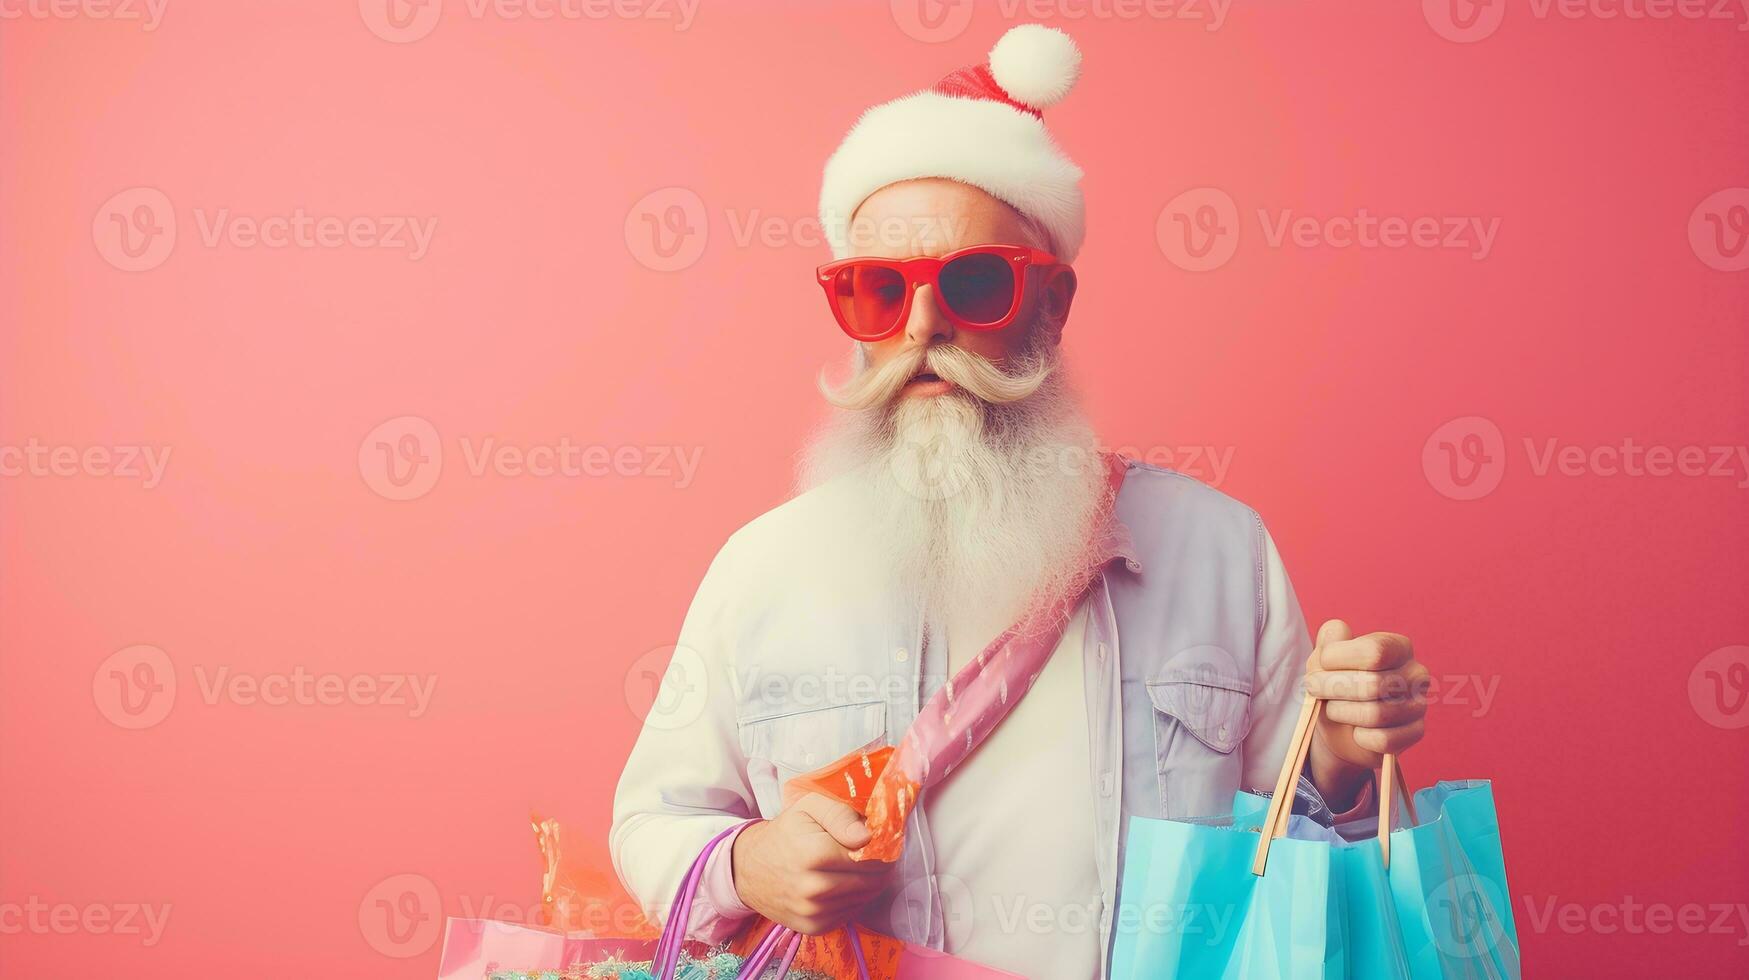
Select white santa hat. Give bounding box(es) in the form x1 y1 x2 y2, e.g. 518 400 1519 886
818 24 1086 263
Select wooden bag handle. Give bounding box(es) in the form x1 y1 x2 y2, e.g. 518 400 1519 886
1251 694 1416 876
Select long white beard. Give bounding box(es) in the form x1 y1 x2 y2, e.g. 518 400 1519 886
799 353 1106 631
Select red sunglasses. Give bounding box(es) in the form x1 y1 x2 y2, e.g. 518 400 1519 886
816 244 1062 342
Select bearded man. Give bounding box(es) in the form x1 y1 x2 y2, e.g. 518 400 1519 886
610 25 1431 980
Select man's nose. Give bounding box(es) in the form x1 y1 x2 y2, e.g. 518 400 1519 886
903 283 955 346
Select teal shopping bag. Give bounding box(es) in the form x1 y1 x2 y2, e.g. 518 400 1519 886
1385 780 1520 980
1110 697 1517 980
1110 808 1350 979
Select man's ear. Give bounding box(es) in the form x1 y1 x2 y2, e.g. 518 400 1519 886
1038 266 1078 344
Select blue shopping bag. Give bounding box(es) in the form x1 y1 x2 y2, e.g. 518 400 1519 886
1383 780 1519 979
1110 697 1519 980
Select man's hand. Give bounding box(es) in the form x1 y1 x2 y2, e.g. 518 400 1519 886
730 793 896 935
1303 620 1430 809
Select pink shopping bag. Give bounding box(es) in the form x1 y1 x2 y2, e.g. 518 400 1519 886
435 917 658 980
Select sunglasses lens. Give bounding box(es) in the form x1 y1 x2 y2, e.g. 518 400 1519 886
831 264 907 339
939 252 1018 325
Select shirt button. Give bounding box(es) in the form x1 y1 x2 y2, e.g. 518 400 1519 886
1097 643 1107 663
1099 772 1113 797
804 752 816 764
895 647 909 662
1218 724 1229 740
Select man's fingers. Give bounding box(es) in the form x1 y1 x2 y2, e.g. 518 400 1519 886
1308 619 1352 671
1304 668 1430 703
1350 718 1426 755
793 868 893 902
1316 632 1413 672
810 846 896 874
794 793 872 850
1315 619 1353 650
1320 695 1424 730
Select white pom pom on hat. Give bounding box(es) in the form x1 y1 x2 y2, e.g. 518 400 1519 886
988 24 1082 109
818 24 1088 263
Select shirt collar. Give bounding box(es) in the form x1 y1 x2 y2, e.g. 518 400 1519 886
1096 453 1144 574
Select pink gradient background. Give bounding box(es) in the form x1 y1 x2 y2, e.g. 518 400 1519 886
3 1 1747 977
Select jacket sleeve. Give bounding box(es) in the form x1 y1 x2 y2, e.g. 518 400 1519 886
608 533 761 943
1240 521 1313 795
1241 522 1381 827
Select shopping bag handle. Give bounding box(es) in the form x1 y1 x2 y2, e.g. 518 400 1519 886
651 822 872 980
1250 695 1416 876
737 920 872 980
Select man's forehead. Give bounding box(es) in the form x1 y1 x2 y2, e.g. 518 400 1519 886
845 179 1031 258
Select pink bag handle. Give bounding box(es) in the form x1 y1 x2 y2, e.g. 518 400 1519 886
652 823 870 980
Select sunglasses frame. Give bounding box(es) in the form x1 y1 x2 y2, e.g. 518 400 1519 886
816 244 1062 342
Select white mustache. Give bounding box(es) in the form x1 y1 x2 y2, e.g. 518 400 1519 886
818 345 1053 411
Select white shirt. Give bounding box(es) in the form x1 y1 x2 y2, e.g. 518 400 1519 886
925 603 1101 979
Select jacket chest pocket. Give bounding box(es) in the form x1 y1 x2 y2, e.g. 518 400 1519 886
737 701 889 817
1146 647 1253 818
